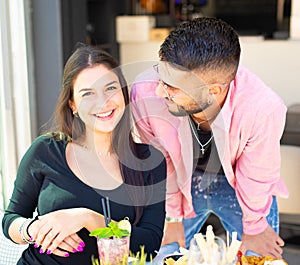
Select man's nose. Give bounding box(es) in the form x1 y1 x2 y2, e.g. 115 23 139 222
155 82 166 98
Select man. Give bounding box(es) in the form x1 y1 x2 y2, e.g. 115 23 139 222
131 17 288 258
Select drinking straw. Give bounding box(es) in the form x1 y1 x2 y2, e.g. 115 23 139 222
106 196 111 224
101 198 108 227
226 231 230 248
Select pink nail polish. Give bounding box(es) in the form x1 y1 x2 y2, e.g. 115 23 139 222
39 248 44 254
34 243 39 248
46 250 51 255
80 241 85 247
64 253 70 257
72 248 77 253
77 245 83 252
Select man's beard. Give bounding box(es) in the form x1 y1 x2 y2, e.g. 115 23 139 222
166 101 211 117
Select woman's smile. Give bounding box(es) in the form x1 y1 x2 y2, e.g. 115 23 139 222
93 109 115 120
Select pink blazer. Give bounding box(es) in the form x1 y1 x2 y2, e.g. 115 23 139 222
131 65 289 235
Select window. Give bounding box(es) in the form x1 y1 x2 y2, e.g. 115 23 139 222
0 0 34 209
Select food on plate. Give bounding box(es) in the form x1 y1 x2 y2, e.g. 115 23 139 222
164 226 288 265
237 255 288 265
164 254 188 265
164 254 289 265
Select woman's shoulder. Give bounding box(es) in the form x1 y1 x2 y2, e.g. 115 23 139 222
30 133 69 152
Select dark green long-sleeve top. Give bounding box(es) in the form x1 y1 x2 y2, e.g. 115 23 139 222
2 135 166 265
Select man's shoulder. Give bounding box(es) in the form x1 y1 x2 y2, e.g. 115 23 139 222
131 67 160 97
234 66 285 110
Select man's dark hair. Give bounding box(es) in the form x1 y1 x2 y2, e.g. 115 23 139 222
159 17 241 80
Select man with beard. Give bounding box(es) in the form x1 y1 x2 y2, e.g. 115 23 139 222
131 17 288 258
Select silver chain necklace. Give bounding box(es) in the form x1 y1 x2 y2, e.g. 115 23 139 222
188 116 214 155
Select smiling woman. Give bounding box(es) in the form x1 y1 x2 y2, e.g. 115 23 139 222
2 45 167 265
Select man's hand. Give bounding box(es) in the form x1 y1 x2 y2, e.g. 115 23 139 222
241 224 285 258
162 221 186 248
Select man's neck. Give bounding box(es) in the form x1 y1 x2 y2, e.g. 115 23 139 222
191 92 228 130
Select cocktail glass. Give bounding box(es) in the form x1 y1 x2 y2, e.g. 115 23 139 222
97 236 130 265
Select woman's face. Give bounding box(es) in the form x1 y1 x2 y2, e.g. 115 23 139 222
70 64 125 134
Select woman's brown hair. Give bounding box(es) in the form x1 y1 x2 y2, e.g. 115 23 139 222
49 44 147 224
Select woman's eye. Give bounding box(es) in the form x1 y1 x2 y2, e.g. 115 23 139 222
82 91 94 97
105 86 120 95
106 86 118 91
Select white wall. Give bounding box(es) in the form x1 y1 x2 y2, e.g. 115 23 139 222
240 39 300 107
119 39 300 107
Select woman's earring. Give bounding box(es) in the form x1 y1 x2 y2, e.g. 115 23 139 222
73 111 79 117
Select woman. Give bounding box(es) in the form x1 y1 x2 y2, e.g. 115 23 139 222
2 45 166 264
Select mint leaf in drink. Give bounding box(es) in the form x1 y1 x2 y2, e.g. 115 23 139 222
115 228 130 238
89 219 131 239
89 227 113 238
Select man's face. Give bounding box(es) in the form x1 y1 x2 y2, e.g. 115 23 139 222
155 61 211 116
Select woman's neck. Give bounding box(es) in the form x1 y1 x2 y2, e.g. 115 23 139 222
76 131 113 156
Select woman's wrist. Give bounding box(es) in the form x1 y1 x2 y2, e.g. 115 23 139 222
25 216 38 239
84 209 107 232
19 218 36 244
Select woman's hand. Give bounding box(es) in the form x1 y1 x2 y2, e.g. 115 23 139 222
29 208 89 257
40 233 84 257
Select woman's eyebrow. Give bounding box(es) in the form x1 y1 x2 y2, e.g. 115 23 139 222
104 80 118 87
78 81 118 93
78 88 92 93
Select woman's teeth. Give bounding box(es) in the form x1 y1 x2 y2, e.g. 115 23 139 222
96 110 113 118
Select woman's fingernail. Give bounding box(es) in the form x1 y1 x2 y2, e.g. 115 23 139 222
77 245 83 252
46 250 51 255
64 253 70 257
80 241 85 247
72 248 77 253
39 248 44 254
30 237 34 241
34 243 39 248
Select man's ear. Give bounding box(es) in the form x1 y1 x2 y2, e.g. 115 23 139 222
209 84 225 96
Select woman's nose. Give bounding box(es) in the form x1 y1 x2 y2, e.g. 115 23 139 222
95 92 111 107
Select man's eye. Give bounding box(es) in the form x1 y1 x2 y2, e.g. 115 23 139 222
166 85 180 92
160 81 177 92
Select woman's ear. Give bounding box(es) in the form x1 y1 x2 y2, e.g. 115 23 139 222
68 99 76 113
